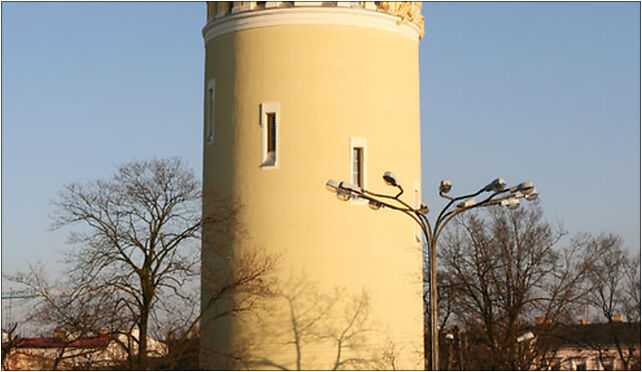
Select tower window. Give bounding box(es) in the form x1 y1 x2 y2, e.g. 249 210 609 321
267 113 276 156
206 79 215 144
349 137 367 192
260 102 280 168
352 147 363 187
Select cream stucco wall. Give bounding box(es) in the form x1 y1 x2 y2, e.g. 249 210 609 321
201 5 424 370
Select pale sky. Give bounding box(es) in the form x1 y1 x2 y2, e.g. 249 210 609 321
2 2 640 284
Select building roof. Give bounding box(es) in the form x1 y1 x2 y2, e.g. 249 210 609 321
2 335 112 350
534 321 641 349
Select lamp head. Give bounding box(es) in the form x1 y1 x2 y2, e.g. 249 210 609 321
511 181 534 193
339 181 362 194
368 200 382 210
457 198 475 208
501 197 520 209
520 181 534 192
383 171 398 187
446 333 455 341
517 331 535 343
418 203 429 214
525 187 538 201
440 179 452 194
326 179 339 193
501 198 516 206
336 189 351 202
484 178 506 192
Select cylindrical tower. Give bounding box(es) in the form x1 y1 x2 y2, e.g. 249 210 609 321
201 2 425 369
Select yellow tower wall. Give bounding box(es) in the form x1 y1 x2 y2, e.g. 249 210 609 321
202 4 424 369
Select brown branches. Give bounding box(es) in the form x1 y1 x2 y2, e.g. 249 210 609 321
6 157 278 370
436 204 640 370
47 158 207 369
437 205 570 369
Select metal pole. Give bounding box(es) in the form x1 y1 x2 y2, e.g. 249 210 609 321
417 218 439 370
328 177 537 371
429 237 439 370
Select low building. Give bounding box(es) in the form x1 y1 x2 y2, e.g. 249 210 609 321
534 321 640 370
1 329 167 370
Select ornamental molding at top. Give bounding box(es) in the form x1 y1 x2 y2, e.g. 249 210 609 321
204 1 425 42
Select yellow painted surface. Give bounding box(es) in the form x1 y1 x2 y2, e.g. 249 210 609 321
201 8 423 370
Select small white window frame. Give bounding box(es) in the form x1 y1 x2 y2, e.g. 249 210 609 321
205 79 215 145
349 137 367 204
260 102 280 169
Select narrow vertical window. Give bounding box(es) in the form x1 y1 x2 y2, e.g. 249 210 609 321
206 79 215 144
352 147 363 187
267 113 276 158
260 102 280 168
207 88 214 141
349 137 366 193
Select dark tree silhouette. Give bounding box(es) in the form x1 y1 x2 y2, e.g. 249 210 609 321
8 158 276 370
437 205 609 370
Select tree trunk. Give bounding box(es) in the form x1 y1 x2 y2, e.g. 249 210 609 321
139 309 149 370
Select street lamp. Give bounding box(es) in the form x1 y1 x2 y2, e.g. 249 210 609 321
325 173 538 370
517 331 535 343
516 331 536 370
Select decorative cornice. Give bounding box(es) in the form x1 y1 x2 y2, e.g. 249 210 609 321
202 6 422 43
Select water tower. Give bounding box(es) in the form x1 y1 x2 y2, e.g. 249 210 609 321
201 2 425 369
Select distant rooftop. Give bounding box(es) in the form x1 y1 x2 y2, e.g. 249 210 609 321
533 321 641 349
2 336 112 350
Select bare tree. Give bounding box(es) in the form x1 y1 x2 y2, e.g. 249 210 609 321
46 158 209 368
1 323 19 369
7 245 276 370
7 263 137 369
437 204 608 370
624 252 641 323
585 234 640 323
5 157 276 370
516 232 623 370
582 234 641 369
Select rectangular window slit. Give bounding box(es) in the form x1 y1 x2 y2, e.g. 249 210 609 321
260 102 279 168
205 80 215 144
352 147 363 188
267 113 276 157
207 88 214 142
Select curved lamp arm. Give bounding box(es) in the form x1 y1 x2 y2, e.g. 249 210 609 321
435 188 485 226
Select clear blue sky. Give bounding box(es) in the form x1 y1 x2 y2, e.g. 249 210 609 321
2 2 640 279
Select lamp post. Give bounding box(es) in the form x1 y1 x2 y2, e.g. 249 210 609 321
516 331 536 370
326 173 538 370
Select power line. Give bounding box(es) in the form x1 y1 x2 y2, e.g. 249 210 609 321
1 290 37 300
